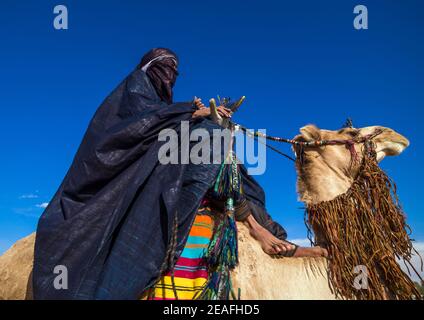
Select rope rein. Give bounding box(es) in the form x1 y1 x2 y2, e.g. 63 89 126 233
233 123 384 162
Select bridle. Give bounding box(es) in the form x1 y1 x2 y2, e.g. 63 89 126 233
234 123 384 163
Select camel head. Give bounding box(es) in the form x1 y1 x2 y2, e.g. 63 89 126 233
293 124 409 204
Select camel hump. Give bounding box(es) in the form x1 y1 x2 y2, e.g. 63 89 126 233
0 233 35 300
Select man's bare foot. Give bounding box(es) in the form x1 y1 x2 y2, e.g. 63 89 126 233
244 215 297 255
293 246 328 258
244 214 328 258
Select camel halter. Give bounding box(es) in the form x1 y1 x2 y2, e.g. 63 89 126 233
235 124 384 163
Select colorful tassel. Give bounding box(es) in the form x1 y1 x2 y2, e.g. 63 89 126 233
198 208 238 300
199 132 242 300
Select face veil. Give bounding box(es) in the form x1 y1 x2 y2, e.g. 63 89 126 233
138 48 179 104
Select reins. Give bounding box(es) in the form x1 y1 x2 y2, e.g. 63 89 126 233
234 123 384 163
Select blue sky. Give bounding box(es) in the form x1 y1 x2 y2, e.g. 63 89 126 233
0 0 423 255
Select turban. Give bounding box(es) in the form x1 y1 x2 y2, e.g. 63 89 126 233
138 48 178 104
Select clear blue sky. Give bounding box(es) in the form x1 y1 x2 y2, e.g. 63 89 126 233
0 0 423 254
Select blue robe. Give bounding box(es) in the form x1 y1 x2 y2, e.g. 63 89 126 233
33 69 287 299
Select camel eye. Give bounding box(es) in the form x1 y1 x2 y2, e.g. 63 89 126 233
346 130 359 137
338 128 359 137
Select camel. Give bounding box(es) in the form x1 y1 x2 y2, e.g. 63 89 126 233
0 124 410 300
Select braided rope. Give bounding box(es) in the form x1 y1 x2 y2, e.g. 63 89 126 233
236 123 383 148
233 122 383 163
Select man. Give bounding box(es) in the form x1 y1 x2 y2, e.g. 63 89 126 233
33 48 325 300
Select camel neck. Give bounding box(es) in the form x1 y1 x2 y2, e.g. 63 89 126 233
297 161 353 205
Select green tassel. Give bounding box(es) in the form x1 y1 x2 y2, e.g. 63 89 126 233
199 205 238 300
212 151 242 201
200 132 242 300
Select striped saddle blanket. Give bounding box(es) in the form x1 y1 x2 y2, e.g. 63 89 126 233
148 206 215 300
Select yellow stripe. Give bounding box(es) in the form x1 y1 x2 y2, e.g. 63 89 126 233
156 275 207 288
153 276 207 299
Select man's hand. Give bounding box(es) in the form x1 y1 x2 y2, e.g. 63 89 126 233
192 97 232 119
216 106 232 118
194 97 206 109
192 107 210 118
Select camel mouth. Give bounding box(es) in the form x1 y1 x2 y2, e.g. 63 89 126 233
386 140 409 155
375 140 409 161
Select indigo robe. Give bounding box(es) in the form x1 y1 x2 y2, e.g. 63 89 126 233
33 69 287 299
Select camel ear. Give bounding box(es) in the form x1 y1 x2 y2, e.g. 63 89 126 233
300 125 321 141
